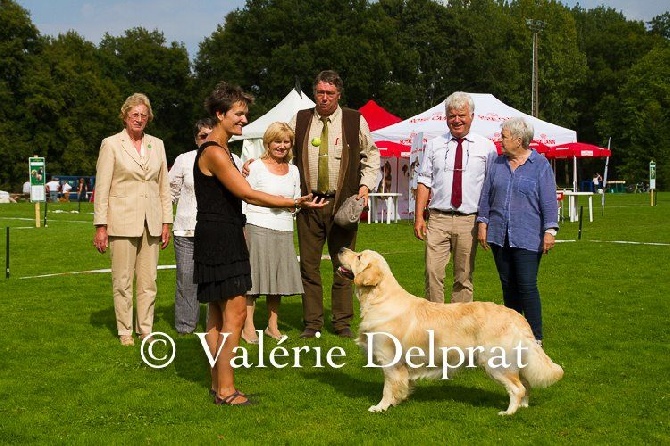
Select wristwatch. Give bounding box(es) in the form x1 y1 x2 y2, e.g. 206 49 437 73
545 228 557 236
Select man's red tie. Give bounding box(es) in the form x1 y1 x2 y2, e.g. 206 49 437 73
451 138 464 209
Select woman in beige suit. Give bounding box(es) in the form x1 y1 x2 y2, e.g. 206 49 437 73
93 93 173 346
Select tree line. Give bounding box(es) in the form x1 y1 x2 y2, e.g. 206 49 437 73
1 0 668 191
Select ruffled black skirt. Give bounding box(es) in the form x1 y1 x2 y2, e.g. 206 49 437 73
193 220 251 302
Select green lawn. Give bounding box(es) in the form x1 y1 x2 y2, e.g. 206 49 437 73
0 193 668 444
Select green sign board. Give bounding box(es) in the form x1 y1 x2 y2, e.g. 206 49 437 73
29 157 46 202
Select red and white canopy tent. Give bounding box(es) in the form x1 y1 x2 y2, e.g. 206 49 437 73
545 142 612 191
359 99 410 157
359 100 403 132
370 93 578 218
358 101 413 220
372 93 577 150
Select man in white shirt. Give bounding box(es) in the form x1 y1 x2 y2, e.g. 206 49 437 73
61 182 73 202
45 178 60 203
414 92 498 303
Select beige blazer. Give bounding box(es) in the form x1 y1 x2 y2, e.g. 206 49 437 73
93 130 173 237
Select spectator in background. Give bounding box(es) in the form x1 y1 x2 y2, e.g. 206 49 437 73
23 180 31 199
593 172 603 192
93 92 173 346
414 91 497 304
60 181 72 202
241 122 303 344
477 117 559 347
77 178 89 202
169 117 215 335
46 177 60 202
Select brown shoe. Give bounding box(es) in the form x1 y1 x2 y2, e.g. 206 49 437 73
119 335 134 346
299 328 321 339
335 327 352 338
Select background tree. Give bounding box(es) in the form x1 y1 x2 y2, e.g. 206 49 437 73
98 28 194 163
2 0 669 191
20 32 120 178
649 12 670 40
0 0 41 189
601 45 670 188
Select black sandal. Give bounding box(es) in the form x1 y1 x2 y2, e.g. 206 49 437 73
211 388 248 397
214 390 251 406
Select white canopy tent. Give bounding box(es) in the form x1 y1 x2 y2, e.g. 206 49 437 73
370 93 578 219
372 93 577 149
232 88 315 161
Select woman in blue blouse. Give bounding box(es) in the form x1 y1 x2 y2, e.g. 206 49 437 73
476 117 558 346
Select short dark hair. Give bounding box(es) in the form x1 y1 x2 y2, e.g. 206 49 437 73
204 81 254 118
314 70 343 93
193 117 216 138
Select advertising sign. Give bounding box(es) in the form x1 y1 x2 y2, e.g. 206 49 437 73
29 157 46 202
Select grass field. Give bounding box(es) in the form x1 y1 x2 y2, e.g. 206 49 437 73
0 193 669 444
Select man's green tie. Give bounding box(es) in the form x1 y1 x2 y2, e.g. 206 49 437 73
318 117 329 193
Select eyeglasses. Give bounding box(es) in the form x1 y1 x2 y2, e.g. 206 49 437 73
129 112 149 120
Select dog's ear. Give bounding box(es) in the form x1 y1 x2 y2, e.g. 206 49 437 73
354 262 383 287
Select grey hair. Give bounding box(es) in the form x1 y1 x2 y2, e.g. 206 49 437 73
444 91 475 114
502 117 534 149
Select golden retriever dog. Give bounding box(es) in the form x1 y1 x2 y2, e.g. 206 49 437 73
337 248 563 415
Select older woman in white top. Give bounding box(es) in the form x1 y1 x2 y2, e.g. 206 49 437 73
241 122 303 343
169 118 215 334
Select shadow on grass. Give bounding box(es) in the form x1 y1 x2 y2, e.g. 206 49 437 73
89 306 116 336
301 366 505 410
89 301 171 336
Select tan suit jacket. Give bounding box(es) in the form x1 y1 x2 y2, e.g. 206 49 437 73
94 130 173 237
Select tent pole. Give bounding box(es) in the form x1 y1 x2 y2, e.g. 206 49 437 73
602 137 611 215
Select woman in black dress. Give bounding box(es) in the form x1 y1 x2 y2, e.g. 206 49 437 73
195 81 326 405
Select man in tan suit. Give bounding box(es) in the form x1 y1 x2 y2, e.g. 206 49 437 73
93 93 173 346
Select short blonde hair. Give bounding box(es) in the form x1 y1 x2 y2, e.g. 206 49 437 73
119 93 154 122
261 122 294 162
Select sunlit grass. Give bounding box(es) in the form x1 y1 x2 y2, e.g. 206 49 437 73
0 193 668 444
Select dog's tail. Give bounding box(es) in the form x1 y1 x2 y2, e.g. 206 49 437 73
520 340 564 388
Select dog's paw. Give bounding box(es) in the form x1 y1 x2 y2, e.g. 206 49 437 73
368 403 389 413
497 409 516 416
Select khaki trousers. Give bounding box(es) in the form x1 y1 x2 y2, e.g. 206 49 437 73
109 226 160 336
424 212 478 303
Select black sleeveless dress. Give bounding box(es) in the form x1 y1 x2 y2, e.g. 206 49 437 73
193 141 251 302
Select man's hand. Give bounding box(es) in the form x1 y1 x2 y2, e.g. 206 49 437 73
414 217 427 241
357 185 369 207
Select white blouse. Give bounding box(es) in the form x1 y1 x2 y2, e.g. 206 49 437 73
245 160 301 232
